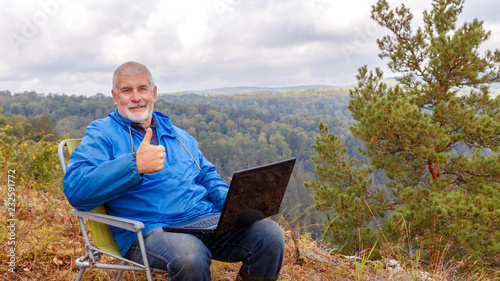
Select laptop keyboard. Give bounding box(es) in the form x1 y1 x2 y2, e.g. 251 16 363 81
183 216 219 229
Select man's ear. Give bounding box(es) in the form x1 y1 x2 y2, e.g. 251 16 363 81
152 85 158 103
111 89 118 105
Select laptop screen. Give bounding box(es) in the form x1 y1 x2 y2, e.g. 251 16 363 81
216 158 296 233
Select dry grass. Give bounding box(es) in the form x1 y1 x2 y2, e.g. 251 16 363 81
1 177 499 281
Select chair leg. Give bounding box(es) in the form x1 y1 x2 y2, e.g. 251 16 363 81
115 269 125 281
75 267 85 281
115 260 126 281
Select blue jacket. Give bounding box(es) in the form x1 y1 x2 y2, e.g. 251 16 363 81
63 110 229 256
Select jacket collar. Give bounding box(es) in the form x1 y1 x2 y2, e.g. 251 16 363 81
109 109 177 138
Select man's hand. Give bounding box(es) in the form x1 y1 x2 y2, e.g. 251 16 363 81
136 128 166 174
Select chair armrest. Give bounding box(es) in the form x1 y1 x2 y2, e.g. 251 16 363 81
71 209 144 233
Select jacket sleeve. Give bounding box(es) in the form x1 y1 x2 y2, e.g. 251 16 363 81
195 150 228 211
63 123 144 211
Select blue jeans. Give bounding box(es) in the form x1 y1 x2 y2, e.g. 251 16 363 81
125 218 285 280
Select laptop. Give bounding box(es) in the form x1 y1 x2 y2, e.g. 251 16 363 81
162 157 296 234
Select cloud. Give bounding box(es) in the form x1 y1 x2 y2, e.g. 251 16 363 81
0 0 499 96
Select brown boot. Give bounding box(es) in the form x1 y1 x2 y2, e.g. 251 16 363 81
235 267 279 281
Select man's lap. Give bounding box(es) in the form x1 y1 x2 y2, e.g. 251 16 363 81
125 218 285 278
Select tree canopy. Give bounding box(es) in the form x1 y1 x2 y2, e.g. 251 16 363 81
0 87 360 239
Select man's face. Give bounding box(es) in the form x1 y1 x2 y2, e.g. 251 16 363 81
112 72 157 127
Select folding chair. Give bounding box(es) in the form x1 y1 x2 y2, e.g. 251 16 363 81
58 139 167 281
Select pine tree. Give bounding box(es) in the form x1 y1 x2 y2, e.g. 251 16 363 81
307 0 500 263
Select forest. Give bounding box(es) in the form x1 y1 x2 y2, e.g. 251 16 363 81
0 87 360 239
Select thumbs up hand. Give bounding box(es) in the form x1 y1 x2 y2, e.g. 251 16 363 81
136 128 166 174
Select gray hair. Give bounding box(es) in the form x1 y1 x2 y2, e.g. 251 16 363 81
112 61 155 92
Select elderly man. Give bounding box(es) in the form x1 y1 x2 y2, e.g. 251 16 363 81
63 61 285 280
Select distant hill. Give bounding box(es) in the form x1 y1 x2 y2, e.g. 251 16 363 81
164 85 337 96
161 78 500 96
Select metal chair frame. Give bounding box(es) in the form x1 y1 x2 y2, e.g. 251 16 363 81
58 139 167 281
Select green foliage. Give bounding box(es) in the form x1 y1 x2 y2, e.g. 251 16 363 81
0 121 62 191
305 122 389 255
309 0 500 264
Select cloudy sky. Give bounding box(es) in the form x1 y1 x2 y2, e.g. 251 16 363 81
1 0 499 96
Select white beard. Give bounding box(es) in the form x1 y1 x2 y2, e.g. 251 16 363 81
122 101 153 124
